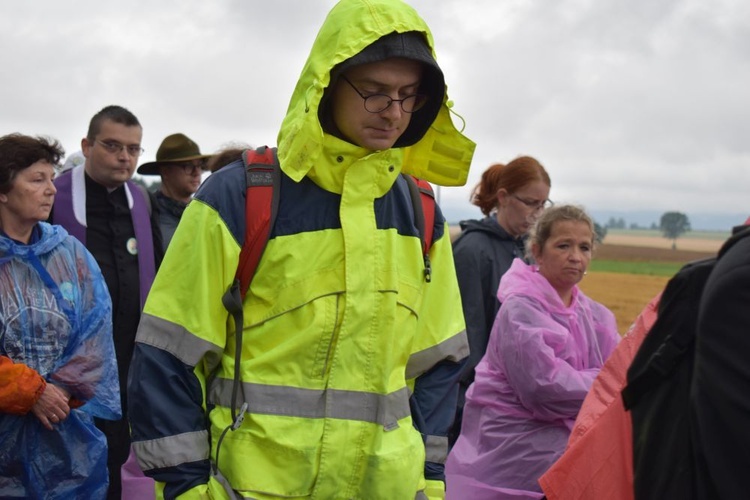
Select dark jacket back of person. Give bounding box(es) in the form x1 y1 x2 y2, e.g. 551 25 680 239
452 216 526 391
154 191 187 250
691 225 750 500
624 224 750 500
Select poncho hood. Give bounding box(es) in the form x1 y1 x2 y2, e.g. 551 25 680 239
498 259 581 314
0 222 67 258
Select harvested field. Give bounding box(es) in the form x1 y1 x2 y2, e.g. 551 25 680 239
450 226 723 257
586 244 715 334
595 243 715 263
604 233 722 252
579 271 668 335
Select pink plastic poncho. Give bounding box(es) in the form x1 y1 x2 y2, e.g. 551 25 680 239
445 260 619 499
539 294 659 500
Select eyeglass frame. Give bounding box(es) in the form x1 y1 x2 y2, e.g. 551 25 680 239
96 139 145 157
340 75 428 114
174 161 205 174
511 194 553 211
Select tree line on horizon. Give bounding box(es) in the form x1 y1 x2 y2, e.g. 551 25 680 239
595 211 691 249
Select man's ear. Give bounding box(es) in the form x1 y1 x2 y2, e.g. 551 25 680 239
81 137 91 158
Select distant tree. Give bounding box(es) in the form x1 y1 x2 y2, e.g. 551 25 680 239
660 211 691 249
629 222 640 230
606 217 626 229
650 222 658 230
593 222 607 244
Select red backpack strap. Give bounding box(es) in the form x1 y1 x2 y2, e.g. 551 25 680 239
218 145 280 434
403 174 436 282
414 177 436 255
236 146 281 300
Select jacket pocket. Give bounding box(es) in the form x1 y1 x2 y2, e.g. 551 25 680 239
217 415 322 497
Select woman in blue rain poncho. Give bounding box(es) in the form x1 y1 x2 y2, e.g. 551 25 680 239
0 134 120 499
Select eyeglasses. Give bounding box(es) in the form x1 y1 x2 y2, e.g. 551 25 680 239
340 75 428 114
176 161 204 174
96 140 144 157
512 194 553 211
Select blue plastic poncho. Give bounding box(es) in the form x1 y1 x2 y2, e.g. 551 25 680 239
0 222 120 499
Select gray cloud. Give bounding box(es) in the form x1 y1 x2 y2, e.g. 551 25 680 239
1 0 748 223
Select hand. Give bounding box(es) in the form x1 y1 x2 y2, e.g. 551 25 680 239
31 384 71 430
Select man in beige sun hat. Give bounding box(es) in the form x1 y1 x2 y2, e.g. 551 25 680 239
137 133 212 249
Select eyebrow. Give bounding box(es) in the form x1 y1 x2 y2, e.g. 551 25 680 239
350 77 422 90
101 138 142 147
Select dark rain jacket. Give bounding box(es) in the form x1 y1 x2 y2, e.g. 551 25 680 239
452 216 527 392
691 224 750 500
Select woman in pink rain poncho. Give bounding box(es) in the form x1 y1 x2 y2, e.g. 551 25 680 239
445 204 619 499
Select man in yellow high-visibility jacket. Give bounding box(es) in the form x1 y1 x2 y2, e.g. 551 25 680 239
127 1 476 498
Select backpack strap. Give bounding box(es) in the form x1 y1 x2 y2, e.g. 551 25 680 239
218 146 279 445
236 146 281 300
403 174 436 283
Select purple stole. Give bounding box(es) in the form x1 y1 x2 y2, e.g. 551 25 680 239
53 167 156 308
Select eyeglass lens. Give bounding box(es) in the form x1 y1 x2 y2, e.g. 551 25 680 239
513 194 552 210
98 140 144 157
180 162 203 174
341 76 427 113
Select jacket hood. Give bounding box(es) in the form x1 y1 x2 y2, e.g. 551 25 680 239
0 222 67 259
277 0 475 191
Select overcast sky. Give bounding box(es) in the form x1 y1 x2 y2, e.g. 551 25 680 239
2 0 748 225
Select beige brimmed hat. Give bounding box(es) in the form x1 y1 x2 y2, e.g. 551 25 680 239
137 133 212 175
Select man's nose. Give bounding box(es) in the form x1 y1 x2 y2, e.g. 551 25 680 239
380 99 404 119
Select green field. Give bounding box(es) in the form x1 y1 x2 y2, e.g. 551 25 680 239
590 240 716 277
589 260 683 277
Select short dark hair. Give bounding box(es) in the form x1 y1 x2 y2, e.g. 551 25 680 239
0 133 65 194
87 105 141 142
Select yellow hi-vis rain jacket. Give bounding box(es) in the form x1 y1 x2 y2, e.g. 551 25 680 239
128 1 475 499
